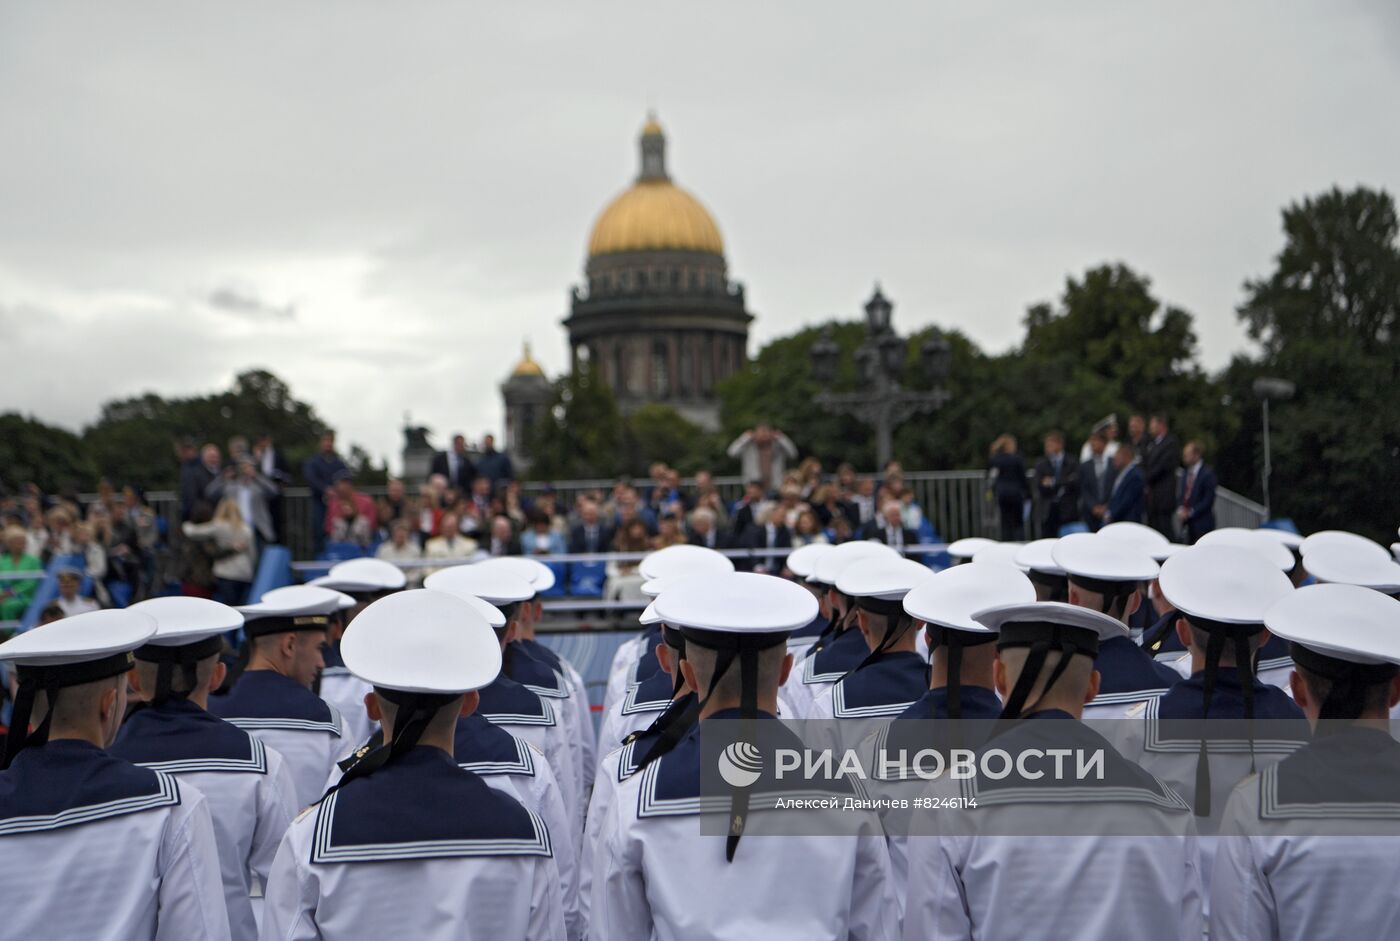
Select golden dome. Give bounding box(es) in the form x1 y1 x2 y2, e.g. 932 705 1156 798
510 342 545 378
586 116 725 258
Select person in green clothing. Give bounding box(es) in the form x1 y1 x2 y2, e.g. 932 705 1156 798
0 527 43 621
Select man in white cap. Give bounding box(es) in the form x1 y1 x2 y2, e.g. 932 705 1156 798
901 600 1202 940
784 540 899 718
596 585 689 751
260 589 565 938
110 597 298 941
0 610 231 939
590 571 896 939
307 557 407 745
1015 538 1068 603
423 565 583 830
1053 532 1181 717
806 556 934 722
210 584 348 808
784 542 837 656
1211 584 1400 939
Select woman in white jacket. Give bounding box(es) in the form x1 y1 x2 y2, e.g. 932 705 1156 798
182 497 257 606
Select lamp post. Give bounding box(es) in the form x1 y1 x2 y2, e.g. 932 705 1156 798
1251 377 1296 520
808 285 953 467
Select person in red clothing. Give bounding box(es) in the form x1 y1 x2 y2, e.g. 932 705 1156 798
323 471 377 537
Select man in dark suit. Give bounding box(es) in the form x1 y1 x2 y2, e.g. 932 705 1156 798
859 500 919 551
1033 431 1080 538
253 432 293 543
485 515 522 557
430 434 476 493
728 480 766 540
1143 413 1182 539
1175 440 1217 544
178 441 222 521
737 506 792 574
567 500 612 554
1079 432 1116 531
686 507 727 551
1104 444 1145 524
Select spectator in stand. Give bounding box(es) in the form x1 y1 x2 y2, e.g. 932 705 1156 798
182 497 256 606
1176 440 1217 544
484 515 521 557
460 476 493 536
690 470 730 531
729 480 766 537
827 514 856 545
323 471 377 542
416 478 447 544
987 433 1028 541
53 567 100 617
206 456 279 548
792 509 828 549
774 481 808 530
423 511 477 573
726 423 798 494
375 520 424 585
40 506 76 563
175 501 218 598
737 505 792 575
861 500 918 551
178 440 222 521
0 526 42 621
1125 413 1150 465
811 483 858 533
605 518 652 600
612 486 657 535
431 434 477 492
686 507 726 551
376 478 413 538
253 432 293 543
1033 430 1080 538
500 479 529 531
1080 431 1115 532
796 457 823 501
303 431 347 553
328 496 374 547
522 509 565 556
1104 443 1145 524
475 433 514 490
568 500 612 554
1078 414 1121 464
652 513 687 550
21 494 47 557
851 477 877 526
1143 412 1182 539
69 522 109 606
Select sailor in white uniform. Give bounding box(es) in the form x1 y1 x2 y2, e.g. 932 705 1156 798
783 540 900 719
110 597 299 941
1211 584 1400 940
591 571 897 940
1052 532 1181 718
783 542 837 657
901 601 1202 940
210 585 348 809
475 555 598 780
1193 528 1304 690
424 565 584 830
596 592 687 750
602 544 735 717
306 557 409 746
0 609 231 940
261 589 565 940
945 537 996 565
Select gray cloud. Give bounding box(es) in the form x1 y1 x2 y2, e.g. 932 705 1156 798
207 285 297 322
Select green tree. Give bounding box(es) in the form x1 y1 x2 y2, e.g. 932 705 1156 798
525 363 627 480
623 404 725 475
1226 186 1400 538
0 414 97 494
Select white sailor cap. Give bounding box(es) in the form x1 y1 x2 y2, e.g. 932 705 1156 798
972 600 1129 643
131 596 243 648
1015 539 1064 576
1158 545 1294 627
1196 527 1296 572
310 557 407 594
1096 521 1176 561
261 584 356 611
0 608 156 669
835 556 933 601
342 590 502 694
652 572 817 638
1265 583 1400 666
946 537 996 560
413 583 506 629
1257 528 1304 551
902 562 1036 633
810 539 899 587
1299 530 1390 562
422 565 535 607
472 556 557 594
785 542 835 580
1053 532 1160 585
638 543 735 581
1303 542 1400 594
238 585 350 637
639 600 663 626
972 542 1027 570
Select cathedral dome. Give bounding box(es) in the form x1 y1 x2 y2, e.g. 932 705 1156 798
586 116 724 258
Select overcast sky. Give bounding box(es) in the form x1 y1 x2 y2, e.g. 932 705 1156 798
3 2 1398 471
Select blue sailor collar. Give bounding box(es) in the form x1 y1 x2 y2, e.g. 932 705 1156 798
111 698 268 774
209 669 343 737
516 638 562 671
628 642 665 687
321 641 346 672
896 685 1003 722
311 747 552 864
1260 726 1400 820
504 643 568 699
475 675 556 727
789 611 829 641
0 740 181 834
1254 634 1293 672
801 628 869 686
1142 672 1310 755
1142 608 1185 654
831 651 929 718
620 668 676 716
1088 635 1179 706
453 714 536 777
872 686 1004 780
